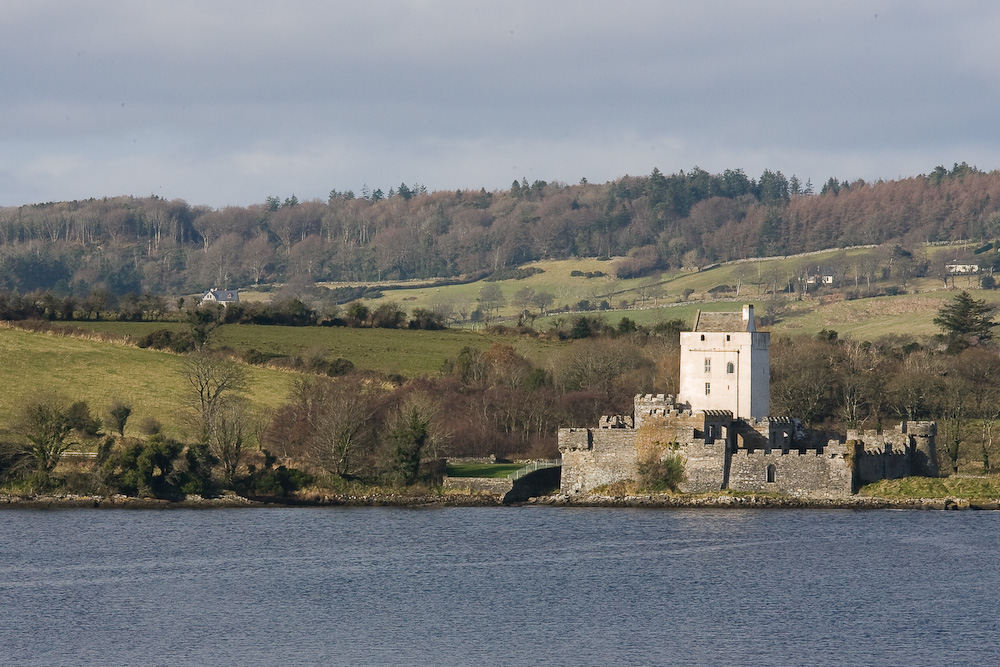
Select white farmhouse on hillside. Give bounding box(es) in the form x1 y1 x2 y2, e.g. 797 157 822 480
200 288 240 307
946 260 980 274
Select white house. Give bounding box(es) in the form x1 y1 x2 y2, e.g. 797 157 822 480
946 261 980 275
676 304 770 420
200 288 240 307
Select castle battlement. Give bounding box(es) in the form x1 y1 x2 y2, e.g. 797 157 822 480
732 448 844 459
558 305 936 497
598 415 634 429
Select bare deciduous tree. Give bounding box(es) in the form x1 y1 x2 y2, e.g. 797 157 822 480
180 353 250 441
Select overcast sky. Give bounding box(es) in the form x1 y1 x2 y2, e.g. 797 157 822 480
2 1 999 208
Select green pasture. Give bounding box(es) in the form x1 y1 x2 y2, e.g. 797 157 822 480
0 327 296 439
66 320 185 339
348 247 984 336
860 476 1000 499
445 462 523 478
210 324 566 377
29 320 570 379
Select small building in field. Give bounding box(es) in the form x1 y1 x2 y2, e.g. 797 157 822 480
946 261 980 275
200 288 240 307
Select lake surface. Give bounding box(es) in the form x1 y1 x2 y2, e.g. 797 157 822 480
0 507 997 666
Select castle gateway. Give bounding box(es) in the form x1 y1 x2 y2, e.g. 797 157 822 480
558 305 937 497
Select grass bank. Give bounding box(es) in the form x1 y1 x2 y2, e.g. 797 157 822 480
859 476 1000 499
445 463 524 478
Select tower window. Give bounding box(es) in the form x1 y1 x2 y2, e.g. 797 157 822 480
704 358 711 373
705 382 711 395
766 464 776 483
726 362 734 374
726 335 731 341
700 334 705 341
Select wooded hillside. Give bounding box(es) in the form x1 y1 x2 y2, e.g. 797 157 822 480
1 162 996 297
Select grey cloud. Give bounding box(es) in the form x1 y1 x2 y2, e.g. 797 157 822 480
2 1 1000 207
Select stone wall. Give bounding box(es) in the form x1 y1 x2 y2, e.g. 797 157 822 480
558 395 938 497
559 428 637 493
728 443 853 496
635 411 728 493
442 477 513 496
504 467 561 503
676 440 728 493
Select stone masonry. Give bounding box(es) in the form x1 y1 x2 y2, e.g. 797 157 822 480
559 394 937 497
558 304 938 497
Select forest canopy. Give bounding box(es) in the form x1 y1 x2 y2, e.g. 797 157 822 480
0 162 995 297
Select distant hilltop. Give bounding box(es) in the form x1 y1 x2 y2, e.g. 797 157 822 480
0 162 996 297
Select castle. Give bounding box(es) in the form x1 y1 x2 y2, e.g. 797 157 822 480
558 305 938 496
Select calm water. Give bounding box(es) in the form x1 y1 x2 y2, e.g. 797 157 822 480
0 507 998 666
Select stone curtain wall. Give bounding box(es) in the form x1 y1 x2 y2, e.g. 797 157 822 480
558 396 939 497
442 477 513 496
558 428 637 493
727 443 853 496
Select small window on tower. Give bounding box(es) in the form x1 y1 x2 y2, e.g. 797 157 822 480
705 382 711 395
727 362 734 374
726 335 731 341
766 464 776 483
704 358 711 373
700 334 706 341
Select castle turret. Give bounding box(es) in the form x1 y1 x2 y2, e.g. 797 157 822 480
907 421 938 477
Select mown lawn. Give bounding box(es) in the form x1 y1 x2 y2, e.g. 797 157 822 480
445 463 524 478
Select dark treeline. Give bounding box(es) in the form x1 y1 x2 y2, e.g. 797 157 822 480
2 162 998 297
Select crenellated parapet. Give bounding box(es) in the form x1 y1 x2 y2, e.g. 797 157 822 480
557 428 593 452
633 393 677 429
598 414 634 429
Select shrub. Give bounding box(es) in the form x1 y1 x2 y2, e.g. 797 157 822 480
485 267 543 281
66 401 102 436
245 451 314 496
243 348 276 365
637 453 684 492
137 328 194 353
569 315 606 339
138 416 162 436
613 245 662 279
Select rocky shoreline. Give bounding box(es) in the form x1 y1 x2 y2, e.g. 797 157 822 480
528 493 1000 510
2 491 999 510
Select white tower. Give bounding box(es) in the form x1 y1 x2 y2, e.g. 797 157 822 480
677 304 770 420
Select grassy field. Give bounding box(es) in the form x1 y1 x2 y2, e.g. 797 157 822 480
339 244 993 340
0 326 297 439
445 463 524 478
860 476 1000 499
54 321 570 378
209 324 566 376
